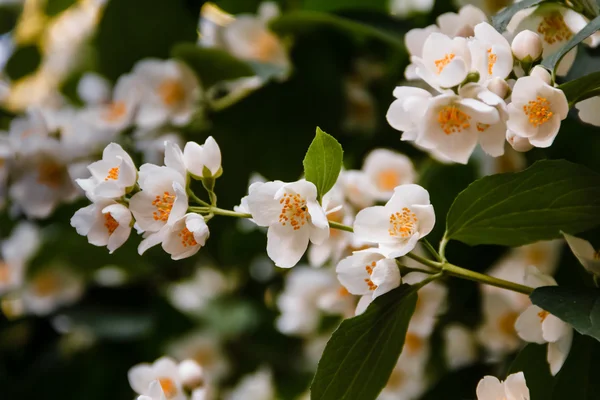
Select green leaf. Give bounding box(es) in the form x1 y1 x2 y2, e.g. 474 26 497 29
445 160 600 247
310 285 417 400
171 43 255 88
302 0 388 12
530 286 600 341
303 127 343 202
270 10 404 49
542 15 600 74
492 0 547 31
0 5 21 35
559 71 600 105
508 343 555 398
5 44 41 80
95 0 197 81
44 0 77 16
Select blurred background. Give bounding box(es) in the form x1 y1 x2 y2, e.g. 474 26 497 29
0 0 599 399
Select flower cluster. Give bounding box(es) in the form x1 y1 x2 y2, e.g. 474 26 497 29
387 4 599 164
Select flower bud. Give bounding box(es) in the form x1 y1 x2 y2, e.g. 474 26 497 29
506 131 533 152
486 77 511 99
529 65 552 85
178 359 204 389
511 30 543 61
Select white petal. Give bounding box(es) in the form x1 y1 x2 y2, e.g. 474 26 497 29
354 206 395 244
412 204 435 238
355 294 373 315
371 258 401 298
515 305 546 344
476 376 506 400
547 327 573 376
266 224 310 268
504 372 530 400
541 313 569 343
246 181 285 226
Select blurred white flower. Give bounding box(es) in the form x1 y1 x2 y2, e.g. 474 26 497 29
178 359 204 390
562 232 600 276
575 96 600 127
22 267 84 316
354 184 435 258
0 222 41 295
129 357 185 400
167 266 232 315
224 368 275 400
77 72 111 106
390 0 434 17
362 149 416 201
444 323 478 370
137 381 167 400
403 272 448 337
83 74 141 131
167 332 230 382
437 5 488 38
477 291 524 357
476 372 530 400
339 170 377 210
71 199 132 253
132 59 202 128
246 180 329 268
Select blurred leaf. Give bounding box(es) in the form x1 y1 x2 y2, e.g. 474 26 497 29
0 5 20 35
542 15 600 74
558 70 600 105
302 0 388 12
311 285 417 400
550 334 596 399
492 0 546 31
530 286 600 341
171 43 254 88
44 0 77 16
508 343 555 398
5 44 41 80
63 307 155 341
95 0 197 81
445 160 600 247
421 364 494 400
303 127 343 202
270 10 404 49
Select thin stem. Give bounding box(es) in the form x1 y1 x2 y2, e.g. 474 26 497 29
404 252 443 271
188 190 210 206
439 236 449 261
443 263 533 295
422 238 442 262
210 207 251 219
413 271 445 290
329 221 354 232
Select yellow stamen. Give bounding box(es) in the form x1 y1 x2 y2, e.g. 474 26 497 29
437 105 471 135
104 213 119 235
523 96 553 127
278 193 308 231
537 12 572 44
152 192 175 221
377 169 400 191
105 167 119 181
159 79 185 106
434 53 456 74
179 227 198 248
388 207 418 239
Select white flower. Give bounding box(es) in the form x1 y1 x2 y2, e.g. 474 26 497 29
444 323 477 370
71 199 132 253
511 30 543 61
361 149 416 201
575 96 600 127
403 272 448 336
437 5 488 38
416 93 500 164
387 87 432 142
183 136 222 178
506 76 568 149
76 143 137 199
178 359 204 390
128 357 185 400
413 33 472 89
515 266 573 375
83 74 141 131
222 2 289 74
404 25 440 79
339 170 376 209
167 331 230 382
507 130 534 152
8 108 51 156
133 59 202 128
476 372 530 400
22 267 84 316
0 222 41 295
562 232 600 276
390 0 434 17
167 267 231 315
137 381 167 400
379 353 428 400
225 368 274 400
336 249 401 314
162 214 210 260
507 3 599 76
469 22 513 82
354 184 435 257
246 179 329 268
77 72 111 106
477 292 524 357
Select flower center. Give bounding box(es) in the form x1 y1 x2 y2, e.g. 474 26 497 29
487 48 497 75
438 105 471 135
158 377 178 399
364 260 378 291
105 166 119 181
476 122 490 132
103 101 127 122
32 272 60 297
434 53 456 74
179 227 198 247
498 311 518 335
278 193 308 231
253 32 280 62
523 96 553 127
159 79 185 107
389 207 418 238
37 161 65 188
0 262 10 284
405 332 424 355
377 169 400 191
104 213 119 235
152 191 176 221
537 12 572 44
538 310 550 322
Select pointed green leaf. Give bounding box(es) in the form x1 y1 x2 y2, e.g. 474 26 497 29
445 160 600 247
508 344 555 398
303 127 343 202
492 0 547 31
311 285 417 400
558 71 600 105
542 15 600 73
530 286 600 341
